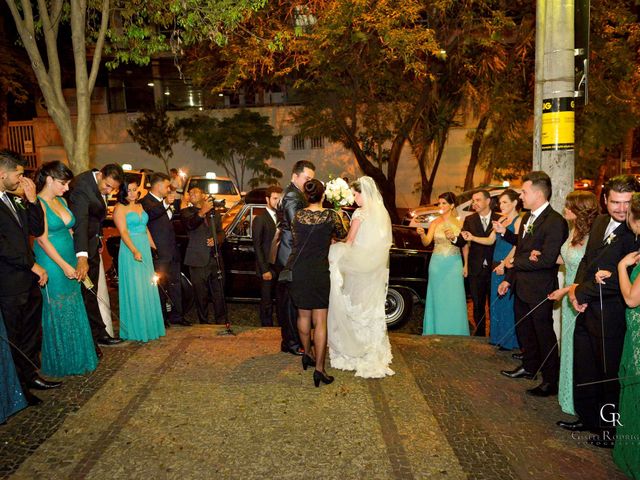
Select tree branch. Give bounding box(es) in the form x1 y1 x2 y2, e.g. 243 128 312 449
88 0 110 94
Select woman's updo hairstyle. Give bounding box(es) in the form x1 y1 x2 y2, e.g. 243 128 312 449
35 160 74 192
304 178 325 203
117 173 140 206
438 191 457 207
350 179 361 193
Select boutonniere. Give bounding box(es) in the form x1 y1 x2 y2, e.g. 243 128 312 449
605 232 617 245
13 197 26 210
525 223 534 235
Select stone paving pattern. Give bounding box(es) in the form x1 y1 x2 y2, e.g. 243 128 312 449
0 302 629 479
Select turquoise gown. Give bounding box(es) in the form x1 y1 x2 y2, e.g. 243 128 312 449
613 263 640 478
558 233 587 416
118 210 165 342
423 222 469 336
489 217 519 350
0 311 26 423
34 197 98 377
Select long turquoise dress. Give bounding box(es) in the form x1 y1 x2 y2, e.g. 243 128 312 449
423 222 469 336
118 210 165 342
0 311 26 423
558 233 587 416
489 216 519 350
34 197 98 377
613 263 640 478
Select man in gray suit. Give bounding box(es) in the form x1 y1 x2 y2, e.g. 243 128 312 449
180 186 227 324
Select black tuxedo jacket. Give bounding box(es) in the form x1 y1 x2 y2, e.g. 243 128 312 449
140 193 178 264
253 210 277 275
275 183 307 266
0 194 44 295
180 206 224 268
454 211 501 275
574 215 638 338
505 204 568 303
68 170 106 257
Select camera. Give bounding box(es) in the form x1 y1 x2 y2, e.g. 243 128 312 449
206 194 226 211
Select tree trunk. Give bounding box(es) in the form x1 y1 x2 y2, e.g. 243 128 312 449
420 132 448 205
463 114 490 190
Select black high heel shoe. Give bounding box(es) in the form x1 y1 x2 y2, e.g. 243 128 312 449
302 354 316 371
313 370 334 387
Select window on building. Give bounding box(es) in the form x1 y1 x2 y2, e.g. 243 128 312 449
310 136 324 149
292 135 305 150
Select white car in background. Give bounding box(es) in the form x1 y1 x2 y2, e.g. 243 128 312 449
183 173 242 211
404 185 519 229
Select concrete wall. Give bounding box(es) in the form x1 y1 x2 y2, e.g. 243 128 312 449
33 106 487 208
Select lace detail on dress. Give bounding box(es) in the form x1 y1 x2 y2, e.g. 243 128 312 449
433 221 461 256
293 209 347 237
352 208 365 222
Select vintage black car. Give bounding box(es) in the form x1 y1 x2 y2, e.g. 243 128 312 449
106 193 431 329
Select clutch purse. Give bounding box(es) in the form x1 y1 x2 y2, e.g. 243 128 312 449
278 268 293 283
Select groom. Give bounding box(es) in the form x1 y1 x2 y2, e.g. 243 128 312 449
275 160 315 355
69 163 124 350
0 149 61 405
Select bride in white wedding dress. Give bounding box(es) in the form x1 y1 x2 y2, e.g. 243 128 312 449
328 176 394 378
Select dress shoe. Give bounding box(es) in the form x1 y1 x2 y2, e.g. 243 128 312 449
28 376 62 390
281 344 304 356
526 382 558 397
497 346 510 351
24 391 43 406
164 319 171 328
171 319 193 327
302 354 316 371
95 345 103 359
501 366 535 379
556 419 587 431
512 352 523 361
313 370 334 387
97 336 123 346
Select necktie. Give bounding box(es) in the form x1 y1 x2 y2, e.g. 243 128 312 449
1 193 21 225
604 221 617 241
481 216 489 230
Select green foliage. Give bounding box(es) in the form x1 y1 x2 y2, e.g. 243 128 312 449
127 108 179 173
178 109 283 190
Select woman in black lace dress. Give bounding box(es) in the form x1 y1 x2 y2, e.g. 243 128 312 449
288 179 347 387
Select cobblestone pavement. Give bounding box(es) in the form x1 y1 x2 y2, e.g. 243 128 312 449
0 302 628 480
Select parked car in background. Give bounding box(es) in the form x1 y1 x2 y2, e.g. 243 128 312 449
183 173 242 212
403 185 519 229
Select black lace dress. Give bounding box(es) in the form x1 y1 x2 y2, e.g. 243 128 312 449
288 209 347 309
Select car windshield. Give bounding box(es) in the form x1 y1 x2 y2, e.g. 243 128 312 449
222 203 244 231
189 178 239 196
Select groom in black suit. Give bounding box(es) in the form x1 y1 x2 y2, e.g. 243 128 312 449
453 190 500 336
498 171 568 396
141 172 190 326
69 163 124 348
0 150 60 405
252 185 282 327
565 175 640 447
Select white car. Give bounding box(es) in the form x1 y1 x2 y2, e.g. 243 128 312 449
183 174 242 211
404 186 520 228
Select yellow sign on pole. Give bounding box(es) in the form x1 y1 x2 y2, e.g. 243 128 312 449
541 97 575 151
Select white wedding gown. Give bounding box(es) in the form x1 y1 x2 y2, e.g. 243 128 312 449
328 205 395 378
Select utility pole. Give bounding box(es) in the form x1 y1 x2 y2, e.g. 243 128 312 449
533 0 575 212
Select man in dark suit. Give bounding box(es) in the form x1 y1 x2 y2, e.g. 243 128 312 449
453 190 500 336
141 172 190 326
275 160 315 355
564 175 640 447
0 150 61 405
68 163 124 348
497 171 568 397
252 185 282 327
180 186 226 325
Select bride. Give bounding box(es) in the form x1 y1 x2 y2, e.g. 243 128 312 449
328 176 394 378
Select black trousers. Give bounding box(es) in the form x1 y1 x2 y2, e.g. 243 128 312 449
258 270 276 327
0 285 42 387
154 258 183 322
82 250 108 341
573 316 625 435
514 294 559 384
275 280 301 349
468 268 491 336
189 258 226 324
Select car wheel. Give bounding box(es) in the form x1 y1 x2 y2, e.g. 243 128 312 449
180 273 195 315
385 286 413 329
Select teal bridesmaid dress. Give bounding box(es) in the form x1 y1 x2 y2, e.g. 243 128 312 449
34 197 98 377
118 210 165 342
1 311 27 422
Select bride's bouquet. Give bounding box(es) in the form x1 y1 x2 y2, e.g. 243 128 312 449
325 177 355 210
